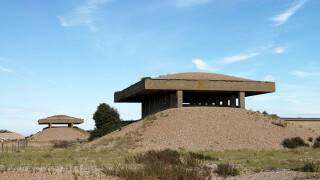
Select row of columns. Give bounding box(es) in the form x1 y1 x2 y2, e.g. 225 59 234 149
48 123 74 128
141 91 246 118
176 90 245 109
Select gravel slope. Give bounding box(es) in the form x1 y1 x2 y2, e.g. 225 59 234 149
90 107 320 151
0 132 25 141
31 127 89 141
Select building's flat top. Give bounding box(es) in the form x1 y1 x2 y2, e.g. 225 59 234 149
38 115 84 124
155 72 255 81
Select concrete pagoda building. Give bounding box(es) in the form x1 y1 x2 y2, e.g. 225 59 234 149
114 72 275 118
38 115 84 128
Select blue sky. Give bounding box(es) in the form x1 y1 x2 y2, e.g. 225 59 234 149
1 0 320 136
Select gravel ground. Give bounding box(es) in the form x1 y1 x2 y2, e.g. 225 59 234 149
212 170 308 180
30 127 89 141
0 168 313 180
91 107 320 152
155 72 255 81
0 166 119 180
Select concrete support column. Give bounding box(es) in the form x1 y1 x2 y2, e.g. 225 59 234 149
170 90 183 108
230 94 237 108
222 97 228 107
142 101 146 118
49 123 52 128
238 92 245 109
215 97 220 106
177 90 183 108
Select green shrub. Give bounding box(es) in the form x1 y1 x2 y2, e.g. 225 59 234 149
308 137 313 142
215 162 240 177
313 141 320 148
272 121 287 128
282 137 308 149
316 136 320 142
301 161 320 172
126 149 182 165
89 103 122 141
140 77 151 81
189 152 219 161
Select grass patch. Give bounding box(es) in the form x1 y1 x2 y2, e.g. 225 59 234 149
272 121 287 128
103 149 211 180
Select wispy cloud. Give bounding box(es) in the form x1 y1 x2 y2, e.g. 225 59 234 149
270 0 307 26
175 0 211 7
192 59 214 71
57 0 113 32
291 71 320 78
264 75 276 81
0 65 13 73
219 53 260 64
231 70 255 78
272 47 285 54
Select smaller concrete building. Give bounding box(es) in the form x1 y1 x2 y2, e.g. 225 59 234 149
38 115 84 128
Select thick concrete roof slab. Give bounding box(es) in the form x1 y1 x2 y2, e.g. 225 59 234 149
115 78 275 102
38 115 84 124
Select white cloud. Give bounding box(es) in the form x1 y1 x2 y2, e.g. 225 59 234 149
219 53 260 64
291 71 320 78
232 70 255 78
57 0 113 32
264 75 276 81
272 47 285 54
175 0 211 7
270 0 307 26
192 59 214 71
0 65 12 73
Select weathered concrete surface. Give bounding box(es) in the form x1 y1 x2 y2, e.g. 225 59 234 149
114 73 276 118
115 79 275 102
38 115 84 128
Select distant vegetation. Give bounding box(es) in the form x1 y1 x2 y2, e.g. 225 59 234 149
260 110 280 119
0 130 11 133
140 77 151 81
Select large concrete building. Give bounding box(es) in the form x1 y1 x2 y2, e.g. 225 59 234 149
114 72 275 118
38 115 84 128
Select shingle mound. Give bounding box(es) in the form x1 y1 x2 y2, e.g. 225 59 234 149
90 107 320 152
155 72 255 81
30 127 89 141
0 132 25 141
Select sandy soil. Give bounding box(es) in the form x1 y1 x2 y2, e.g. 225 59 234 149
90 107 320 151
30 127 89 141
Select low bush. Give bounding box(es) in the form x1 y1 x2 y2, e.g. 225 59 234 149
301 161 320 172
125 149 181 165
52 141 74 148
272 121 287 128
308 137 313 142
313 141 320 148
282 137 308 149
106 149 211 180
189 152 219 161
215 162 240 177
316 136 320 142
